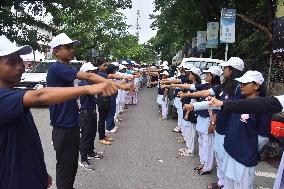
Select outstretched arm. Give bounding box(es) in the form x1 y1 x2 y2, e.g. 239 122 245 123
23 82 117 107
210 96 284 114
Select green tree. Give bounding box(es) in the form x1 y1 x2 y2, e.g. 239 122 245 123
150 0 274 63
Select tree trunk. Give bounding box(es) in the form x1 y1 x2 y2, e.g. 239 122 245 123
236 13 272 41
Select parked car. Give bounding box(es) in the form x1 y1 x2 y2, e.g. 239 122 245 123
178 57 225 82
179 57 225 71
16 60 85 90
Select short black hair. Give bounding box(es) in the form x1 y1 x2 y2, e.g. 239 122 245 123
96 57 106 66
106 64 117 74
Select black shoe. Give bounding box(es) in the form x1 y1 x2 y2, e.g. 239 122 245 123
88 151 103 160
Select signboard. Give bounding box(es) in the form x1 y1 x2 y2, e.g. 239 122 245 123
197 31 207 52
192 37 197 57
220 9 236 43
272 0 284 56
91 48 96 58
206 22 219 48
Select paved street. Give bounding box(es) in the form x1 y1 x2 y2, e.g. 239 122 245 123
32 87 279 189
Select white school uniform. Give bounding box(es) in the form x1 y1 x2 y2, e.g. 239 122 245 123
184 121 196 154
273 152 284 189
196 115 214 171
161 97 168 119
174 97 183 128
223 136 268 189
223 152 255 189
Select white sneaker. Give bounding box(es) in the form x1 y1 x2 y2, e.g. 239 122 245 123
179 149 194 157
106 127 117 133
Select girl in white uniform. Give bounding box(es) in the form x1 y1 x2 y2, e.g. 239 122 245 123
180 67 202 157
209 95 284 189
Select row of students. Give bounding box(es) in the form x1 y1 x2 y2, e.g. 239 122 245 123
180 57 245 188
77 59 142 171
161 58 279 189
0 32 138 189
181 67 273 188
47 33 139 188
164 66 223 176
0 35 119 189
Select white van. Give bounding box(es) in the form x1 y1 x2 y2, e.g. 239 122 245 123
16 60 85 90
179 57 225 82
179 57 225 71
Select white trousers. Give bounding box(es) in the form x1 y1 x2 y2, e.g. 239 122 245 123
184 121 196 154
216 152 225 186
198 132 214 171
181 119 187 138
161 99 168 119
174 97 183 128
224 166 255 189
273 152 284 189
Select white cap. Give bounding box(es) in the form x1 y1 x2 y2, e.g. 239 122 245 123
220 57 245 71
235 70 264 85
163 65 170 70
183 64 194 71
119 64 127 70
0 35 32 57
162 61 168 66
150 66 156 69
189 67 202 76
80 62 97 72
50 33 80 49
203 66 223 77
161 70 169 76
111 62 120 67
122 60 128 65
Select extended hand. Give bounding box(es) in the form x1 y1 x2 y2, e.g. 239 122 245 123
183 104 194 111
88 82 117 96
178 91 189 98
208 123 215 133
47 174 52 188
209 97 223 107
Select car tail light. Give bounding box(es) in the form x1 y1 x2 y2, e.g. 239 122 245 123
271 120 284 138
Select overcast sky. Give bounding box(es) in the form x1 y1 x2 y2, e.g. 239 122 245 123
24 1 158 44
123 0 157 44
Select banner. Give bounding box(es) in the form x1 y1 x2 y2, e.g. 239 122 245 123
272 0 284 56
206 22 219 48
220 9 236 43
197 31 207 52
192 37 197 57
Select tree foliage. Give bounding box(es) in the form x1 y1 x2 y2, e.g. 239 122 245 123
151 0 274 63
0 0 156 63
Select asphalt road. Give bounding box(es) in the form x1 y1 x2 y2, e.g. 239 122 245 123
32 87 279 189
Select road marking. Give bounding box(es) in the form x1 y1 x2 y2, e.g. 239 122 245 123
255 171 277 178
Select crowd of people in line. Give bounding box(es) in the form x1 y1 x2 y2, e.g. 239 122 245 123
0 31 284 189
0 33 148 189
148 59 284 189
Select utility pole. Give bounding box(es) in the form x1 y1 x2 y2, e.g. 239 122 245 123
135 10 141 40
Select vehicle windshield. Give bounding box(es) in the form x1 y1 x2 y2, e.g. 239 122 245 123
27 61 52 73
185 61 219 71
27 61 83 73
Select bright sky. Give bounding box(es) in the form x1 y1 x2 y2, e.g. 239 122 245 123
123 0 157 44
23 1 158 44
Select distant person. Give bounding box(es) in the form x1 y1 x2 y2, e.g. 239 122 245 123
47 33 117 189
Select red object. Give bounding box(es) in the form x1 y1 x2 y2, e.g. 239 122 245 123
271 120 284 138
